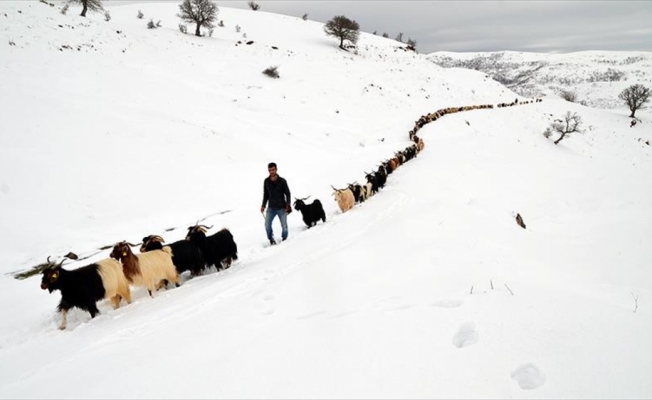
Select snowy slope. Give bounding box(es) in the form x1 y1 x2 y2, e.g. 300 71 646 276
428 50 652 109
1 2 652 398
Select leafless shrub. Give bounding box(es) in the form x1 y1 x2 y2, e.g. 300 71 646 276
406 37 417 51
235 24 241 32
263 65 280 79
587 68 626 82
61 3 69 14
547 111 583 145
104 10 111 21
218 19 224 27
382 32 389 38
147 19 161 29
620 56 645 65
137 9 144 19
247 0 260 10
302 13 308 21
560 89 577 102
395 32 403 42
179 23 187 33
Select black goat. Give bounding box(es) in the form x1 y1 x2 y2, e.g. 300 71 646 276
375 165 387 189
186 226 238 271
40 256 131 330
140 235 206 277
293 196 326 228
347 183 364 203
365 171 379 195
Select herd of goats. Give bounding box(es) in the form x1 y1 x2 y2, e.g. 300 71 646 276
39 97 541 330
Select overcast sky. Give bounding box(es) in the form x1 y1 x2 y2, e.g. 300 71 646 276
112 1 652 54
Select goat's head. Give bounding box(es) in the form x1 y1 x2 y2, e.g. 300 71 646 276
40 256 66 292
293 196 310 211
186 225 211 240
140 235 165 252
110 241 139 261
331 185 344 199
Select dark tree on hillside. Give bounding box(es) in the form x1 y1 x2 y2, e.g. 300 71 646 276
178 0 218 37
619 84 650 118
324 15 360 50
406 38 417 51
546 111 583 145
66 0 103 17
247 1 260 11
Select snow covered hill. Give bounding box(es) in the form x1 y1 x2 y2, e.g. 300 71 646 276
428 50 652 109
1 2 651 398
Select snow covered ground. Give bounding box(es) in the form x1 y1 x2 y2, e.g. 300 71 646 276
1 2 651 398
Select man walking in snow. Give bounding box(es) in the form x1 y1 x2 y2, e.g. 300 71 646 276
261 162 292 245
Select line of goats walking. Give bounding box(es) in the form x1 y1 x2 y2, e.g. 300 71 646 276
38 97 542 330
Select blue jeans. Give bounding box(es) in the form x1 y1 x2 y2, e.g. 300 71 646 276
265 208 288 242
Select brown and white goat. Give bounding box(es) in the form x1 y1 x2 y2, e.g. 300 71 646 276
110 241 179 296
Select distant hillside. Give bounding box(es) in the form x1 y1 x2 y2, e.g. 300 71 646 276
427 51 652 109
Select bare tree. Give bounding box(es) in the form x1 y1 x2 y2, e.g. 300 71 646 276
247 1 260 11
619 84 650 118
104 10 111 21
395 32 403 42
66 0 103 17
382 32 389 38
547 111 583 145
324 15 360 50
177 0 218 37
560 89 578 102
302 13 308 21
137 9 144 19
406 37 417 51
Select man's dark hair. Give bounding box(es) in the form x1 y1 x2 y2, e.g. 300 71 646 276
268 162 277 169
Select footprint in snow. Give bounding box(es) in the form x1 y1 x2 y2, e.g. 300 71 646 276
452 322 479 348
296 310 327 320
431 299 464 308
510 363 546 390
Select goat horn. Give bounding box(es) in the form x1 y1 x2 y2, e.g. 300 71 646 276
125 242 141 247
198 224 213 230
152 235 165 243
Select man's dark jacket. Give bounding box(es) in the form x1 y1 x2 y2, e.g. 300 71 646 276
262 176 291 210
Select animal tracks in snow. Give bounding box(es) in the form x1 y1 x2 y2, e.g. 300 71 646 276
260 293 275 316
511 363 546 390
452 322 479 348
430 299 464 308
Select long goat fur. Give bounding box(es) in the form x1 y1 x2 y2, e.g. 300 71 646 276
111 243 179 296
96 258 133 309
